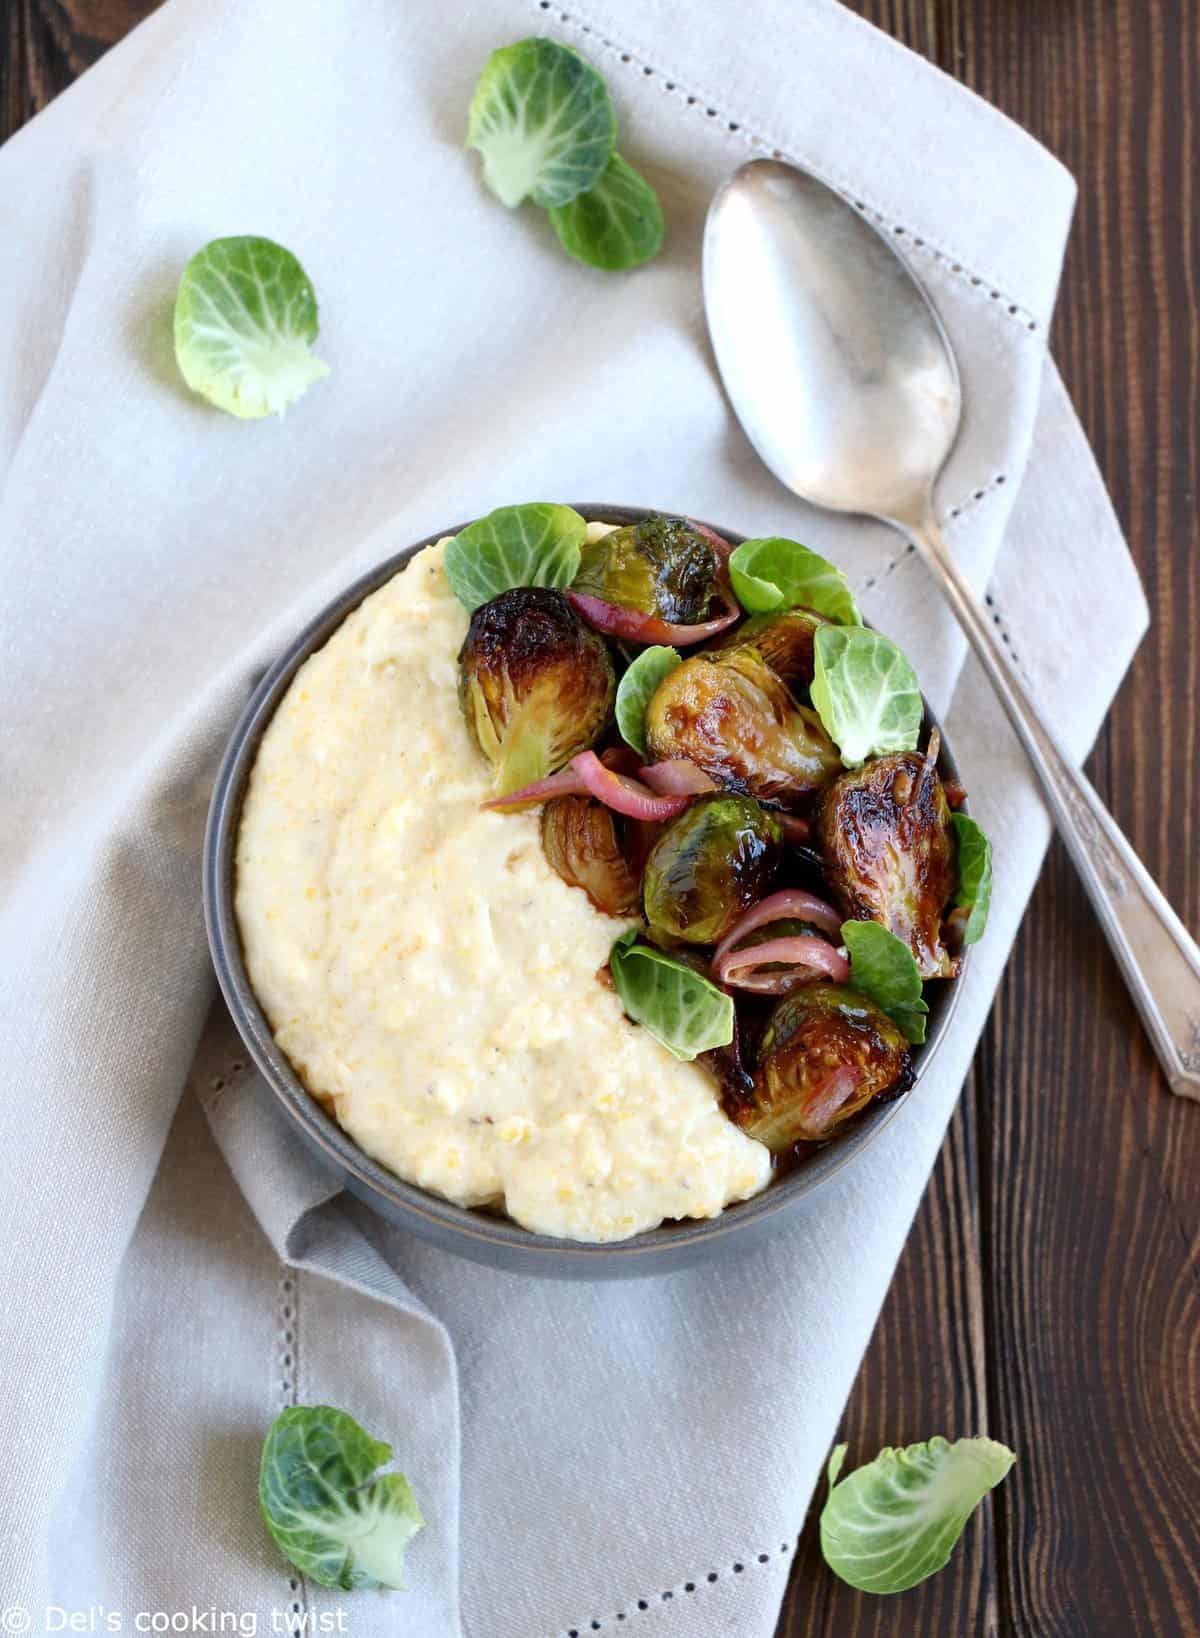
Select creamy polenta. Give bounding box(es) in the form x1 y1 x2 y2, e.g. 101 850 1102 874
235 529 770 1242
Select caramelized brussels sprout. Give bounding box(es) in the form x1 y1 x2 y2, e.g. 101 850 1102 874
816 744 957 978
459 587 614 795
643 794 782 944
644 648 841 811
572 514 723 623
541 796 640 916
728 983 913 1149
710 608 826 687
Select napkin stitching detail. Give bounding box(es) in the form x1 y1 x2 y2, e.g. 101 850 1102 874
861 541 915 595
556 1542 793 1634
946 471 1009 525
276 1267 310 1624
531 0 1043 333
206 1058 246 1112
854 471 1031 680
860 472 1008 593
984 592 1023 668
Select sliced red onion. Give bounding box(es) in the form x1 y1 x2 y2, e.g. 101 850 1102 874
713 934 850 992
483 747 638 812
566 588 740 647
776 813 812 847
803 1064 863 1136
482 765 589 812
637 759 719 796
598 744 641 777
713 889 844 963
571 751 691 820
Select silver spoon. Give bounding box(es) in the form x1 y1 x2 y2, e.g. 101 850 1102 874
703 157 1200 1100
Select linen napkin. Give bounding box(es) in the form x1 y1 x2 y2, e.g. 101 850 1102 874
0 1 1148 1635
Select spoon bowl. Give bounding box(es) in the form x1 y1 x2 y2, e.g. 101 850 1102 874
704 160 960 523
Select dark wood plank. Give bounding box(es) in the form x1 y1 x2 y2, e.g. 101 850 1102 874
789 2 1200 1635
956 4 1200 1634
2 4 1197 1636
0 0 155 139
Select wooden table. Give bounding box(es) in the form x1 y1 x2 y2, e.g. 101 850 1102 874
5 4 1196 1634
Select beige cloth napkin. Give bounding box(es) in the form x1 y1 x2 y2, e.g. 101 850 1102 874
0 1 1146 1634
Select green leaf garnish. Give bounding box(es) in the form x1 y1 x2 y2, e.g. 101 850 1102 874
548 153 664 270
841 921 928 1043
466 38 615 209
444 503 587 611
951 813 993 945
615 645 680 757
810 625 922 767
821 1435 1015 1594
173 236 330 420
728 537 861 625
259 1406 423 1591
609 931 734 1060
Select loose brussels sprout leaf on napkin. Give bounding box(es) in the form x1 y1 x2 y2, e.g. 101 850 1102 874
609 930 735 1060
952 812 994 944
615 644 680 756
811 625 923 766
466 38 664 270
444 503 587 611
728 537 862 625
466 37 615 209
259 1406 423 1591
821 1436 1015 1594
173 236 329 419
841 920 929 1043
549 153 665 270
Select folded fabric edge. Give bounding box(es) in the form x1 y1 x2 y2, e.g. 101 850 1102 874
0 0 176 170
547 0 1076 324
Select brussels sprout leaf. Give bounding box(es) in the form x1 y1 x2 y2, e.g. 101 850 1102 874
951 813 993 944
259 1406 423 1590
821 1435 1015 1594
609 931 734 1060
466 38 615 209
615 645 680 756
841 921 928 1043
549 153 664 270
728 537 861 625
173 236 329 420
811 625 922 767
444 504 587 611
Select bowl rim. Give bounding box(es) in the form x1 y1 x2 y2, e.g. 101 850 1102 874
203 505 968 1269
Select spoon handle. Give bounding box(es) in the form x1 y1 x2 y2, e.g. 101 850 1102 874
909 513 1200 1100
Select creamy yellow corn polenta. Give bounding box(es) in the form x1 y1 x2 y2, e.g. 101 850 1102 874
235 529 770 1242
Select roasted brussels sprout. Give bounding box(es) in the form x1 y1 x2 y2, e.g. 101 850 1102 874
816 743 957 978
710 608 826 687
572 514 723 623
643 793 782 944
541 796 640 916
459 588 615 795
644 647 841 811
727 983 913 1149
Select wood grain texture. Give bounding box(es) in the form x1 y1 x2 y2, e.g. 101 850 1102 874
794 3 1200 1636
2 3 1196 1634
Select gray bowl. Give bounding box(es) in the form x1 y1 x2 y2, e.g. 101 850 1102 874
203 506 966 1278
